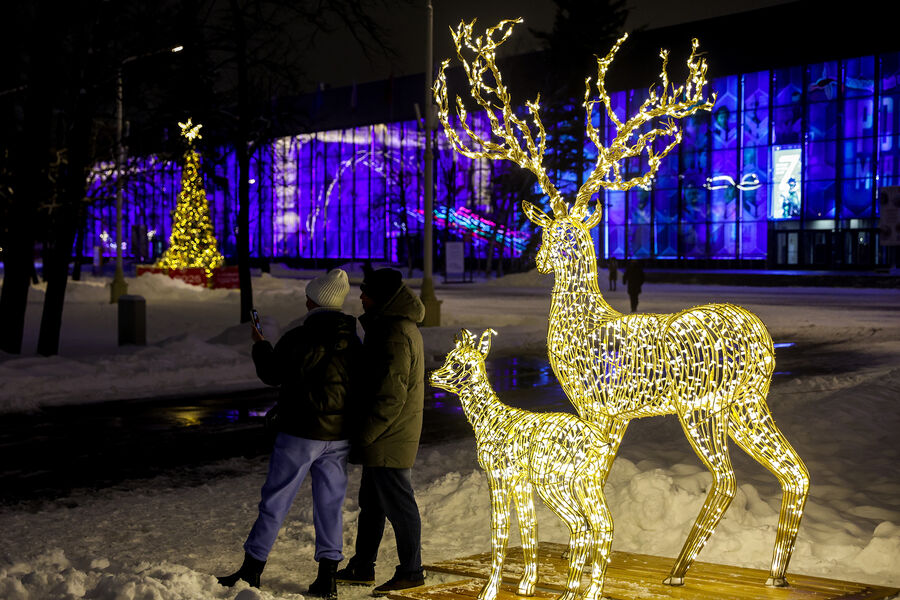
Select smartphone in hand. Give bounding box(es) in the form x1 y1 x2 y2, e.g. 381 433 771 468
250 308 264 337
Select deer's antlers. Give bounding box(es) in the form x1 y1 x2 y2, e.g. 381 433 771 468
434 19 716 221
434 18 566 216
575 35 716 215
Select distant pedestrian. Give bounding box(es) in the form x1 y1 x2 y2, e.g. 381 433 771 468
622 259 645 313
607 256 618 291
217 268 362 597
336 268 427 595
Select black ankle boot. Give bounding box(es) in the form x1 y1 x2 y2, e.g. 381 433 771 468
217 552 266 588
308 558 339 599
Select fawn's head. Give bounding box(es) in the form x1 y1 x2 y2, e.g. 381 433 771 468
430 329 496 394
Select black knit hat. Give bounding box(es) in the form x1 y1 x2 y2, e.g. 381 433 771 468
361 268 403 303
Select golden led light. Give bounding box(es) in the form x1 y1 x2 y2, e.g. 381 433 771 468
431 329 614 600
435 19 809 588
155 120 225 281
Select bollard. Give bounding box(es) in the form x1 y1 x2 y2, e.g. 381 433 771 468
118 294 146 346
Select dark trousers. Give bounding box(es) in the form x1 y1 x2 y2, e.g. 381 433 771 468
351 466 423 578
629 292 640 312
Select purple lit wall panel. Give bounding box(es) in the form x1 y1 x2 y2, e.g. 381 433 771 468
804 180 835 219
681 223 707 257
844 56 875 97
607 225 625 258
882 52 900 92
842 138 874 179
710 188 737 222
841 180 874 218
655 224 678 257
653 189 678 224
773 106 802 144
743 71 770 108
628 190 651 224
774 66 803 106
606 191 625 225
629 224 652 258
709 222 736 257
740 221 767 258
880 136 900 186
808 61 839 103
844 98 875 138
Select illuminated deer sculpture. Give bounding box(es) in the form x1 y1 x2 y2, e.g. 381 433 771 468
431 329 614 600
434 19 809 588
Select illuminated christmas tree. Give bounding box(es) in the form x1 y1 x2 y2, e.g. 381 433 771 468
155 119 225 281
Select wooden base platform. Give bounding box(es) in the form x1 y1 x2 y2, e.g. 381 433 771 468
388 542 898 600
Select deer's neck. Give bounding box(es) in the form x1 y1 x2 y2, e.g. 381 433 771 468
552 253 603 294
549 253 617 321
459 376 507 434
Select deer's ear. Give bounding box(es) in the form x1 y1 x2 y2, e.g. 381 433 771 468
478 328 497 357
522 201 552 228
584 205 602 229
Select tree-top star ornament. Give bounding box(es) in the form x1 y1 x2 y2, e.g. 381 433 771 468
155 119 225 282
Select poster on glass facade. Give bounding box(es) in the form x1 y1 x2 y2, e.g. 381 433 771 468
771 145 802 219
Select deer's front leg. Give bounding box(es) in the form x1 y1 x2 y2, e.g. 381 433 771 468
512 479 538 596
479 470 513 600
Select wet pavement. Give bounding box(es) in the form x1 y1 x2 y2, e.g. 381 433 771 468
0 341 866 505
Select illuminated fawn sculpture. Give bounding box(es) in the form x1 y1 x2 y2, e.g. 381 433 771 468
435 18 809 587
431 329 614 600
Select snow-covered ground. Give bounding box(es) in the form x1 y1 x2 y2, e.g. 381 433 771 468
0 266 898 599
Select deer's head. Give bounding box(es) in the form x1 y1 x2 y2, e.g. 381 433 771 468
522 201 602 274
430 328 495 394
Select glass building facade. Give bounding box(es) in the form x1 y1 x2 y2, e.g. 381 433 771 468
88 48 900 268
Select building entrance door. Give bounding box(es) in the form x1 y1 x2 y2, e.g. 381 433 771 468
776 231 799 265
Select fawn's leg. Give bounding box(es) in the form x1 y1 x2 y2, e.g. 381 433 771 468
575 473 613 600
596 417 629 487
558 416 627 563
512 481 538 596
729 389 809 587
479 472 513 600
665 409 735 585
536 482 588 600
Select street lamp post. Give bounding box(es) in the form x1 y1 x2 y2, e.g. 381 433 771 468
109 45 183 304
420 0 441 326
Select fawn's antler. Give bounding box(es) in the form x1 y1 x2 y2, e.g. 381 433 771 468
574 35 716 215
433 18 566 216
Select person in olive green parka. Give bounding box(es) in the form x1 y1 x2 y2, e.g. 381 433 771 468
337 268 427 596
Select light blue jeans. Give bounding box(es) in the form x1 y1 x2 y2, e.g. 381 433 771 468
244 433 350 562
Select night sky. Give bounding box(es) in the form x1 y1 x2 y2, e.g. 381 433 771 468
299 0 795 91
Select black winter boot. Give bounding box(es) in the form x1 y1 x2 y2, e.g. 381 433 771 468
217 552 266 588
308 558 339 599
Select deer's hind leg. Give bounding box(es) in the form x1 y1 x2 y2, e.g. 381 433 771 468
574 473 613 600
665 408 735 585
512 481 538 596
729 389 809 587
536 481 589 600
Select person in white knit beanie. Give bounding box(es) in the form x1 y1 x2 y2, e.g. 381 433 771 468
219 267 361 596
305 269 350 309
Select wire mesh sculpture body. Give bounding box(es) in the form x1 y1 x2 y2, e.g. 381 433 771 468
434 18 810 587
431 329 614 600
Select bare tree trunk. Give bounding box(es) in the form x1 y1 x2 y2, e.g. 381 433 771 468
0 21 53 354
38 94 90 356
